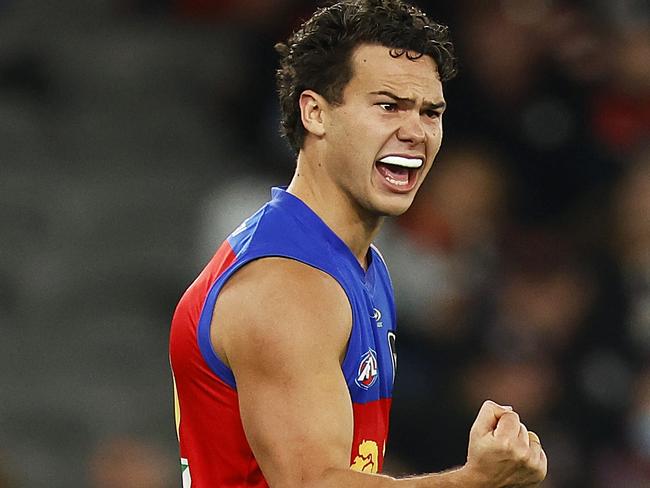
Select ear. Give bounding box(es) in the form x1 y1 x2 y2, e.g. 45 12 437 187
299 90 327 138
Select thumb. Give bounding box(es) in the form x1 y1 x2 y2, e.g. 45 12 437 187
470 400 513 437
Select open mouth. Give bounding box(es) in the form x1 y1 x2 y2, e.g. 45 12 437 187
375 156 423 192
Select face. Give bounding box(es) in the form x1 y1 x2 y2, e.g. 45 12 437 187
321 43 446 217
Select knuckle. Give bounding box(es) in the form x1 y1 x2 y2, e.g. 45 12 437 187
499 438 525 461
526 456 547 481
482 399 494 409
507 411 521 423
496 438 512 453
513 447 528 463
540 453 549 475
534 464 547 482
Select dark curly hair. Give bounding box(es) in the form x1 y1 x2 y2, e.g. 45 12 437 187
275 0 457 154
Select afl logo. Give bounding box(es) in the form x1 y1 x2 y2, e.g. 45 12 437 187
355 349 378 390
371 308 383 328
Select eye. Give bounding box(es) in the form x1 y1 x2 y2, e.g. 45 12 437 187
378 102 398 112
423 109 442 119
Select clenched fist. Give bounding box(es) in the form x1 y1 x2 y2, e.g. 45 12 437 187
465 400 547 487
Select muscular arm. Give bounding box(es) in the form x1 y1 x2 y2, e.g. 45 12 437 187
212 258 546 488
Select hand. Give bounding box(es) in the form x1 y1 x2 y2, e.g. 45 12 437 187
464 400 547 487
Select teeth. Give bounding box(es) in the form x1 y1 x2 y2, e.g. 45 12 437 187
378 156 423 169
385 176 409 186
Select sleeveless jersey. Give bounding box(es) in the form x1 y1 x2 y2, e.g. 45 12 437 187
169 187 397 487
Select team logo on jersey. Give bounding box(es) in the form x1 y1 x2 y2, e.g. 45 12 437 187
350 439 379 473
355 349 378 389
371 308 383 328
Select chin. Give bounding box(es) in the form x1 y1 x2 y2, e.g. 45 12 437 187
382 205 411 217
373 194 416 217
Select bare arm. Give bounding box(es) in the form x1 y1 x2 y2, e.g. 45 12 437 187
212 258 546 488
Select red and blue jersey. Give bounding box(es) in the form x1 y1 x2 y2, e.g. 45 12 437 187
169 187 397 487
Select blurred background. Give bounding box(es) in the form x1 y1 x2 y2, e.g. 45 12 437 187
0 0 648 486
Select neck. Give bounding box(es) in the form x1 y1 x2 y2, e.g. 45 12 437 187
287 153 384 270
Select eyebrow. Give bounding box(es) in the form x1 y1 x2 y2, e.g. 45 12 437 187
370 90 447 111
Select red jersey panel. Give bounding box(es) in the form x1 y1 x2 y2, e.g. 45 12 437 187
169 188 396 487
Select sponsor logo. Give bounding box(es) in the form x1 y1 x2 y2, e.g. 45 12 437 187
351 440 379 474
355 349 378 390
371 308 383 328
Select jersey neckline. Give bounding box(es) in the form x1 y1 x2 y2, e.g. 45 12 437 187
270 186 376 285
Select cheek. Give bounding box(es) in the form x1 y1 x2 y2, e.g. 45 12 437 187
419 162 435 184
334 112 371 149
428 120 442 145
430 124 441 139
427 129 443 155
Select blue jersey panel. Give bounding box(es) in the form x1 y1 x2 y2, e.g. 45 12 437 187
196 187 396 408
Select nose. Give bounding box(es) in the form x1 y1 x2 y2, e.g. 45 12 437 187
396 111 426 145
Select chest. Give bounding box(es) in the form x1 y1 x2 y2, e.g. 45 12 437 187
343 275 397 402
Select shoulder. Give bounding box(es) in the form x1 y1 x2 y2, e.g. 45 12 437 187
218 257 350 319
212 257 353 368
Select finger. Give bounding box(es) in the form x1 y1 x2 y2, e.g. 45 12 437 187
518 422 530 447
528 432 541 457
528 431 541 445
471 400 514 436
494 410 521 439
528 434 547 478
539 445 548 475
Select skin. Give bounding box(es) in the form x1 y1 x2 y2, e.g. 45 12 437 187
289 44 446 267
211 43 547 487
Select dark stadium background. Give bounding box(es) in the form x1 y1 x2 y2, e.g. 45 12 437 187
0 0 648 486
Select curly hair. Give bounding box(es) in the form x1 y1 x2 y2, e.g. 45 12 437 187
275 0 457 154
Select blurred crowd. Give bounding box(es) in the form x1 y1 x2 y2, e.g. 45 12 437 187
0 0 648 486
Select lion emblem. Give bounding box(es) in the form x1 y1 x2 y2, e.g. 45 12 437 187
350 440 379 474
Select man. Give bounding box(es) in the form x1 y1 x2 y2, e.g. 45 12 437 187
169 1 548 487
